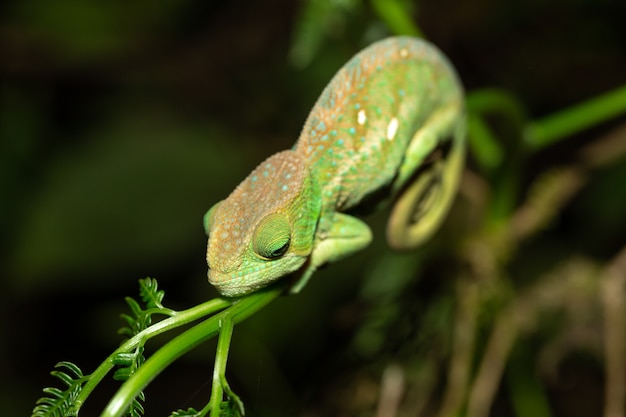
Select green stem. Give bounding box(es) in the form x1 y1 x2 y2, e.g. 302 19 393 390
506 347 552 417
525 84 626 150
465 88 527 172
466 89 529 220
466 88 527 125
100 284 284 417
371 0 423 37
205 316 241 416
207 317 230 416
467 113 504 172
72 297 232 414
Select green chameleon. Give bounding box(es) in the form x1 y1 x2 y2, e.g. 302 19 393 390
204 36 465 297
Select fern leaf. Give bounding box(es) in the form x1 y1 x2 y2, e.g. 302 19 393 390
170 408 200 417
111 352 138 367
125 392 146 417
32 362 86 417
139 277 165 309
220 403 243 417
119 278 172 340
112 345 146 416
54 361 83 379
126 296 144 318
118 312 139 338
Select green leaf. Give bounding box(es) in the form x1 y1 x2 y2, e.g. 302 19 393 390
170 408 200 417
138 278 165 309
32 362 86 417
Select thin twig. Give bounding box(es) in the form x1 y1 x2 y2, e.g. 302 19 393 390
603 244 626 417
511 167 585 242
466 307 518 417
376 364 405 417
438 278 479 417
579 122 626 169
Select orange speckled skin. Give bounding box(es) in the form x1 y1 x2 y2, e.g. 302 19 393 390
296 37 461 211
207 151 321 291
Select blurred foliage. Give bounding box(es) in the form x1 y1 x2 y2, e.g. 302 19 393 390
2 0 626 416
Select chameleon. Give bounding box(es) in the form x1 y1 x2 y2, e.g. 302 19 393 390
204 36 465 297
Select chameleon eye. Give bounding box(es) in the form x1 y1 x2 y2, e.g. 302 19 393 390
203 201 222 236
252 213 291 260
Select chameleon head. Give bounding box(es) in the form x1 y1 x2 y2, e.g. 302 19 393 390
204 150 322 297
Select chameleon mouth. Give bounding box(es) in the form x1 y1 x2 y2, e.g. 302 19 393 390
207 255 308 297
207 268 272 297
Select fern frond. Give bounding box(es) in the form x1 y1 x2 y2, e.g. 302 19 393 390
170 408 200 417
119 298 147 338
125 391 145 417
139 277 165 309
113 278 170 417
220 397 245 417
113 347 145 379
110 345 146 417
118 278 174 339
32 361 87 417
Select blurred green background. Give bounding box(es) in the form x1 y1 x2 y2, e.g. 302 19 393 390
2 0 626 416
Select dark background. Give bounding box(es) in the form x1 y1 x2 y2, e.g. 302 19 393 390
2 0 626 416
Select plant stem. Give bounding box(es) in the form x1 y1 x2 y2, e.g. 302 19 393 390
525 84 626 150
467 113 503 171
206 316 241 416
72 297 232 414
371 0 423 37
100 284 284 417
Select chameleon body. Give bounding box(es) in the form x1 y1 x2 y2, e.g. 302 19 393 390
205 36 465 297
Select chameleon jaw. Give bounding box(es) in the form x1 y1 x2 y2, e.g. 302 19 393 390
207 255 307 297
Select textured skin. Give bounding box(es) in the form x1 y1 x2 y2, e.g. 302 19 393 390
205 37 465 297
